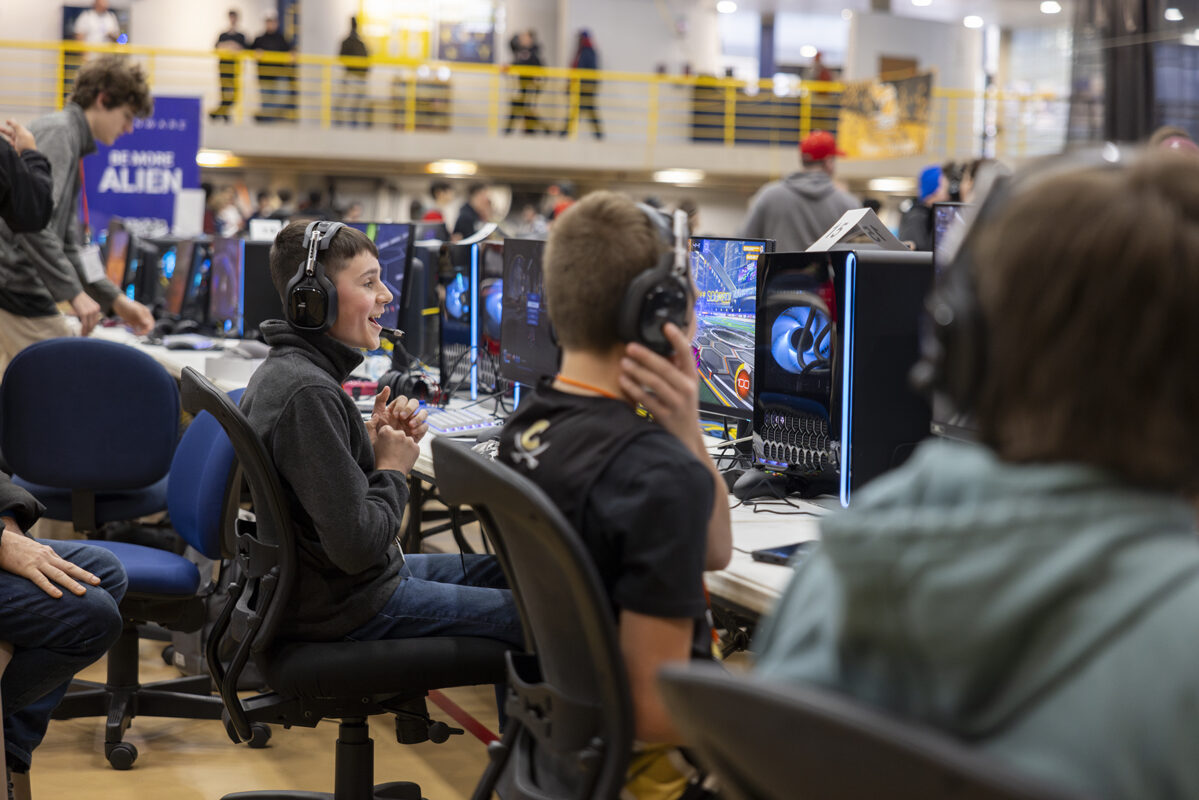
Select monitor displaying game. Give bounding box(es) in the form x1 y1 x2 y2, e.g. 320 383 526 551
180 240 212 325
162 241 195 316
348 222 412 332
104 229 131 286
208 237 244 336
500 238 560 387
689 236 773 419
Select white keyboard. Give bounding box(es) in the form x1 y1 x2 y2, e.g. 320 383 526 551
424 407 499 438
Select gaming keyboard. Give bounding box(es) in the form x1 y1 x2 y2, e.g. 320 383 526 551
424 407 499 438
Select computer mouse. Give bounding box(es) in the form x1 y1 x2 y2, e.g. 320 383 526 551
732 468 793 502
173 319 201 335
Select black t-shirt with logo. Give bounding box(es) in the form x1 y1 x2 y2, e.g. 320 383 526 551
498 384 715 659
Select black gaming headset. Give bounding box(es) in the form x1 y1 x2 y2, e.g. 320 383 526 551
911 149 1122 413
616 204 692 356
285 220 346 333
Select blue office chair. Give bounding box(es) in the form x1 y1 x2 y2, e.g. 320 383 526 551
0 338 179 536
50 386 251 769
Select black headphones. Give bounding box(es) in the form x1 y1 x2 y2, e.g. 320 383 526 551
616 204 692 356
285 220 345 333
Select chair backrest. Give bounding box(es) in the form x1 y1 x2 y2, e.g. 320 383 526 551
658 663 1092 800
166 388 244 559
179 367 298 742
432 438 633 800
0 337 179 489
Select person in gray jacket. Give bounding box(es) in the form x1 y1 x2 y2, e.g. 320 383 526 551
737 130 858 252
753 151 1199 800
0 55 155 380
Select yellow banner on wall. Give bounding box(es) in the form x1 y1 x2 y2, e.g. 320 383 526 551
837 72 933 159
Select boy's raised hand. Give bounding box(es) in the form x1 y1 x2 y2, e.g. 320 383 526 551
373 424 421 475
618 322 703 452
384 394 429 443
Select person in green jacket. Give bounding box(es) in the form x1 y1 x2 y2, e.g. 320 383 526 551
753 150 1199 800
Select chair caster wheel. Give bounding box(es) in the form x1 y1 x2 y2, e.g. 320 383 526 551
106 741 138 770
248 723 271 748
161 644 175 665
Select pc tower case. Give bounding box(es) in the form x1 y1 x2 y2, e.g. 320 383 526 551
753 249 933 506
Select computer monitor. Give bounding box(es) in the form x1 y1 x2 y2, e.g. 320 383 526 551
753 249 932 506
241 240 279 340
932 201 973 276
689 236 773 420
349 222 413 331
180 240 213 326
104 229 131 287
413 220 449 242
161 240 195 317
929 201 979 441
499 238 560 389
208 237 244 336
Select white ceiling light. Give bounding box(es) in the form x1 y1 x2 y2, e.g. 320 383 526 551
911 0 931 6
653 168 705 185
716 0 737 13
1165 7 1184 21
1040 1 1062 13
196 149 237 168
867 177 917 193
963 15 984 28
425 159 477 176
800 44 818 58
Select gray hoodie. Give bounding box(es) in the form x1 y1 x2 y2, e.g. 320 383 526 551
737 169 859 252
754 438 1199 800
0 103 120 317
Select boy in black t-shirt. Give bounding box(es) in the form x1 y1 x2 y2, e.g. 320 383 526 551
498 191 732 747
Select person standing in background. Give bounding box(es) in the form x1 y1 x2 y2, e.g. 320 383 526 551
737 130 858 251
337 17 370 128
0 55 156 380
504 30 545 135
209 9 247 122
251 10 295 123
898 164 948 251
562 29 602 139
452 182 492 241
72 0 120 45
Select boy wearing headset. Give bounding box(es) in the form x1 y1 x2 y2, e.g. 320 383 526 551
498 192 732 770
754 152 1199 798
240 221 521 650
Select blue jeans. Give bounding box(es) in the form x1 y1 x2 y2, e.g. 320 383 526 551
345 553 522 648
0 540 127 770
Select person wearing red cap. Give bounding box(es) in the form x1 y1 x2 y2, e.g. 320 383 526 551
737 129 859 251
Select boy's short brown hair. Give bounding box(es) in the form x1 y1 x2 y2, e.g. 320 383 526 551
268 221 378 302
69 55 154 117
973 152 1199 494
543 191 668 352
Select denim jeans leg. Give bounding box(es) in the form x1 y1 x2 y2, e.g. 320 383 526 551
0 540 127 769
345 553 522 648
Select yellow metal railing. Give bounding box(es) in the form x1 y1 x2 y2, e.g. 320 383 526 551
0 39 1069 162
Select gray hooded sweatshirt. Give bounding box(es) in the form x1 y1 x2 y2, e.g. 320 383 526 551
737 169 859 252
754 438 1199 800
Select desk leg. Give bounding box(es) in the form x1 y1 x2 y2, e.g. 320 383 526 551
402 475 426 554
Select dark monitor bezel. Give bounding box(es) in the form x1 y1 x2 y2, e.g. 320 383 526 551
498 237 560 388
689 235 775 421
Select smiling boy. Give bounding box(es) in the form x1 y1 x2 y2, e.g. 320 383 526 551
240 221 521 647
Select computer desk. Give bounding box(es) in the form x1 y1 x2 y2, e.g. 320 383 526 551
94 326 820 625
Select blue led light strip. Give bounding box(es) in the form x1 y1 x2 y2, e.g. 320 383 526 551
839 253 856 509
470 244 479 401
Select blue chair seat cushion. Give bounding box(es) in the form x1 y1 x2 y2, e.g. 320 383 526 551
82 540 202 596
13 475 169 527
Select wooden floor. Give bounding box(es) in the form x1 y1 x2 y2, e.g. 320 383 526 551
33 641 499 800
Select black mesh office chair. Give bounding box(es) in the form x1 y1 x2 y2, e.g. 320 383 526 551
432 438 634 800
658 663 1092 800
180 368 510 800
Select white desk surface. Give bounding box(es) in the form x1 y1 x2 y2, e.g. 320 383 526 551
100 325 826 619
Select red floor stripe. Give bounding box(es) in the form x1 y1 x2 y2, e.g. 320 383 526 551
428 689 499 744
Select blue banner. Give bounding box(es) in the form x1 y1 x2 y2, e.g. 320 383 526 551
82 95 201 238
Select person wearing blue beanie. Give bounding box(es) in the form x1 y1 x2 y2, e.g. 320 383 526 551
899 163 948 250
